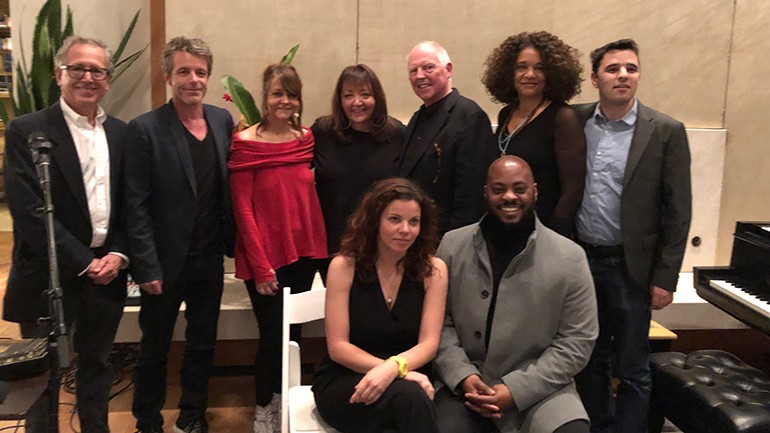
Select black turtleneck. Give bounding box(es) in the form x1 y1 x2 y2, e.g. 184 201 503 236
480 211 536 349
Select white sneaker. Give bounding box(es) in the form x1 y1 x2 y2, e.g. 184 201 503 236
253 394 281 433
253 403 275 433
268 393 281 433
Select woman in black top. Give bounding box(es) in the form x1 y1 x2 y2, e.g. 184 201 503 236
312 64 405 262
312 178 447 433
483 31 586 237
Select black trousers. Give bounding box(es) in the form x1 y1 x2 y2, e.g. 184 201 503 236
314 370 437 433
132 254 224 430
245 257 322 406
22 272 127 433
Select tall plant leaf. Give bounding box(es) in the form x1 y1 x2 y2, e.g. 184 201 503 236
62 7 73 40
280 44 300 64
14 63 32 115
113 10 140 63
112 46 148 81
46 0 62 49
221 75 260 126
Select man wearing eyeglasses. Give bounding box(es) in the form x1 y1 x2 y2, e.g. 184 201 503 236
3 36 128 433
124 37 234 433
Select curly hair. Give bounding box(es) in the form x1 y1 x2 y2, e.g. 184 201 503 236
339 178 439 283
258 63 303 134
482 31 583 104
315 64 398 143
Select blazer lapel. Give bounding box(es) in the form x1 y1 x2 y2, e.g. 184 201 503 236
162 102 197 195
624 103 654 188
399 91 457 175
46 103 90 221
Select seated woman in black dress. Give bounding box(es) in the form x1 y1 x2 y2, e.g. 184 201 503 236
312 178 447 433
482 31 586 237
312 64 405 270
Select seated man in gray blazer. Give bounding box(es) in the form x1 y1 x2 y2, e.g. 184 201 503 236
434 156 598 433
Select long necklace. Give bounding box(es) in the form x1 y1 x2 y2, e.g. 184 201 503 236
497 98 545 156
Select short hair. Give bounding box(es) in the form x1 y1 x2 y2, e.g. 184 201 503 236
590 38 639 74
408 41 452 67
54 36 114 72
482 31 582 104
258 63 303 134
339 177 439 283
161 36 213 76
314 64 398 143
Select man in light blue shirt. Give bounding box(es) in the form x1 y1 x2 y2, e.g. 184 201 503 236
572 39 692 433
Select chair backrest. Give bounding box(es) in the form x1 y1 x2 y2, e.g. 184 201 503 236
281 286 327 433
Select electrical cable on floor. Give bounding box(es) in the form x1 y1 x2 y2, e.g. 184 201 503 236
0 421 22 433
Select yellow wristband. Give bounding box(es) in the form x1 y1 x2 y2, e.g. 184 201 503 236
388 355 408 378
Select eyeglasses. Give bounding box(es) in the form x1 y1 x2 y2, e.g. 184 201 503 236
59 65 112 81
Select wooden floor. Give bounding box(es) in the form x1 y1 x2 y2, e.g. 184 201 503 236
0 205 256 433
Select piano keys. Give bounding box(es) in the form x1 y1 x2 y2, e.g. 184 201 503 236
694 221 770 334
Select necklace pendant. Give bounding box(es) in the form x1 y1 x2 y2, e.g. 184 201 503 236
387 298 393 306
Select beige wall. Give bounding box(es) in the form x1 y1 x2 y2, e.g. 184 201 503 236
10 0 769 264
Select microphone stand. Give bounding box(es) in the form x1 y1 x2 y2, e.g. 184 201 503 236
31 138 69 433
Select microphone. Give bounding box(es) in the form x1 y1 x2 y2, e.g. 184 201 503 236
27 132 53 163
27 132 53 151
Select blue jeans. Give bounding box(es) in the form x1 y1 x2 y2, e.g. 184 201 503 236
577 255 651 433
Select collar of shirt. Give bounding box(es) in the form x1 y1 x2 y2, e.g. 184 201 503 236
418 88 455 120
60 98 107 129
593 98 638 127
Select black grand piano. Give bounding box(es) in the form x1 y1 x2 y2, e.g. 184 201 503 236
695 221 770 334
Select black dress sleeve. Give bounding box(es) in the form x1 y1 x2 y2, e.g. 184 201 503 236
550 104 587 237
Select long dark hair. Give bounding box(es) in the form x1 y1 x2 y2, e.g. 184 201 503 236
315 64 397 143
339 178 439 283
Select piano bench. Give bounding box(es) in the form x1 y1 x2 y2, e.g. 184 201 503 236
649 350 770 433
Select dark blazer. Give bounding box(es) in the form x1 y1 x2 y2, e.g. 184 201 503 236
124 101 235 286
2 102 128 322
574 102 692 292
398 89 497 234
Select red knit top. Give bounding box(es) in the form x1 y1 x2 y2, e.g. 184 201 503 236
228 130 327 283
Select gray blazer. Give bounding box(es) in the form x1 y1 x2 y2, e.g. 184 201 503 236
435 217 598 433
574 102 691 292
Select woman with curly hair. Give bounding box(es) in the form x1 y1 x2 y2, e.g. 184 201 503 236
483 31 586 237
312 64 404 266
312 177 447 433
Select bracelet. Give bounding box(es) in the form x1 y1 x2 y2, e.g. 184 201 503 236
388 355 408 378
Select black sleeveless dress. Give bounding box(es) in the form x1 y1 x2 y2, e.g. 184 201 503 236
312 271 436 433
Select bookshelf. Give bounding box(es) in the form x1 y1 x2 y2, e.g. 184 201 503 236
0 0 9 102
0 0 7 199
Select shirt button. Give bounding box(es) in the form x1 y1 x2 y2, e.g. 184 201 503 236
597 151 602 155
481 290 489 299
593 172 598 176
474 331 482 339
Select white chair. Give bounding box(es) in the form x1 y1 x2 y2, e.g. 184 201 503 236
281 286 340 433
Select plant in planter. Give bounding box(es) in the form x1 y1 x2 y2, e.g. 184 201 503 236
221 44 299 129
0 0 147 122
